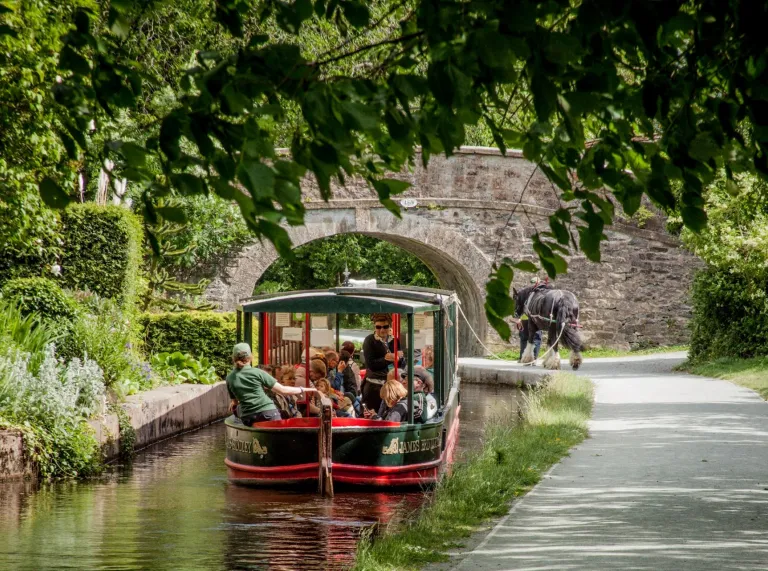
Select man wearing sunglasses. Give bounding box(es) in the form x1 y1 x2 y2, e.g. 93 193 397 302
361 313 403 412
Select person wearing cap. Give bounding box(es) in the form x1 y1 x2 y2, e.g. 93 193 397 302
398 366 438 423
227 343 318 426
512 277 543 362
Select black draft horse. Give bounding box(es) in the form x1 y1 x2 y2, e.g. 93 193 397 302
513 283 584 370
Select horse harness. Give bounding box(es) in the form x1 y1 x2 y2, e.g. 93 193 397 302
523 287 582 329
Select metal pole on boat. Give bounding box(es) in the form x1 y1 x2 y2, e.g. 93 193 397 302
407 313 414 424
318 396 334 497
305 312 311 417
335 313 340 352
263 313 270 365
393 313 399 380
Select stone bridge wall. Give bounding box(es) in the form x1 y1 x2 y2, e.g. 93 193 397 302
199 148 700 356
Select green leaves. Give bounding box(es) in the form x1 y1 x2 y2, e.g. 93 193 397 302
170 174 205 196
58 45 89 75
156 206 188 224
29 0 768 345
341 1 370 28
237 160 275 198
38 178 71 209
485 262 516 341
372 178 411 217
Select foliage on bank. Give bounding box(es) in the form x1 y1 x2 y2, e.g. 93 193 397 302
139 311 237 377
1 277 79 322
61 204 145 305
354 373 593 571
681 175 768 362
0 301 104 479
684 357 768 401
688 269 768 361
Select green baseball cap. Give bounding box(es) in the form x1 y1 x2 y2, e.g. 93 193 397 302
232 343 252 359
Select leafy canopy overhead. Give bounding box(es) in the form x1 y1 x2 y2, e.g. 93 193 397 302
6 0 768 340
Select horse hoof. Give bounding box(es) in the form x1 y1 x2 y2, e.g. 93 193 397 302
570 354 583 370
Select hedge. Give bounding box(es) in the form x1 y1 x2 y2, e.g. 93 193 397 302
61 204 144 306
0 277 78 321
139 311 237 377
689 267 768 361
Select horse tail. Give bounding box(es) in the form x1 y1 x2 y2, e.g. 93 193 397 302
556 293 583 369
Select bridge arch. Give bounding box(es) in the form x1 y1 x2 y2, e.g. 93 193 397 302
205 208 491 356
201 148 700 354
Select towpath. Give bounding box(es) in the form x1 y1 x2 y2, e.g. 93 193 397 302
451 352 768 570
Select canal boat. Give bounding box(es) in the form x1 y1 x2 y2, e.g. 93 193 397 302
224 285 461 489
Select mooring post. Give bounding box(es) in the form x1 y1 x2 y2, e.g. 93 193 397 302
318 396 334 497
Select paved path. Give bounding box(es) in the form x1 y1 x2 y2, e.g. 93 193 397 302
452 353 768 570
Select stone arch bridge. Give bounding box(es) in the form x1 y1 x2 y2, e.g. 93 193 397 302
201 148 699 356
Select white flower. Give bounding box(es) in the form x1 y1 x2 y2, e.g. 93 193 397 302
51 264 61 276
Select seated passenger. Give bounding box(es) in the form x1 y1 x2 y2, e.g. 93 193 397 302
310 377 341 417
309 362 332 416
338 396 356 418
399 366 438 423
336 350 358 397
273 367 301 418
422 346 435 377
281 367 296 386
325 350 340 388
341 341 361 391
363 379 409 423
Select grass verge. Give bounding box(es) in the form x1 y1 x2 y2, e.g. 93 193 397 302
353 372 594 571
683 356 768 400
493 344 687 361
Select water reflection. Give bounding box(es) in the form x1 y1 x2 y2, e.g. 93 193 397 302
0 383 520 570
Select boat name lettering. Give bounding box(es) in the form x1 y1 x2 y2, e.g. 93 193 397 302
226 436 269 456
382 436 441 455
227 436 252 453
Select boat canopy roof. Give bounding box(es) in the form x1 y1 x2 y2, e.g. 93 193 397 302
240 285 457 315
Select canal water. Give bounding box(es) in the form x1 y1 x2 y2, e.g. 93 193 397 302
0 383 521 570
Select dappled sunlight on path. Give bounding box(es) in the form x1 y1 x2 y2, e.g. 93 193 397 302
452 353 768 570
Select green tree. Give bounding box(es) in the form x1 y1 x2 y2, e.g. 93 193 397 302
678 173 768 361
679 174 768 279
0 1 92 281
7 0 768 340
255 233 439 292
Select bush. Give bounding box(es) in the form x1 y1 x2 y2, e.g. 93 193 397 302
68 295 154 396
0 345 105 478
0 277 78 321
689 268 768 361
61 204 144 305
140 311 236 376
150 351 218 385
0 299 61 373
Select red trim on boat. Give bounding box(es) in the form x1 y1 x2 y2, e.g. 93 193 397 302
248 417 400 428
333 473 438 486
224 459 318 474
333 458 442 473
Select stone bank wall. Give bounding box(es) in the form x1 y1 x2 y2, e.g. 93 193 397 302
0 382 229 481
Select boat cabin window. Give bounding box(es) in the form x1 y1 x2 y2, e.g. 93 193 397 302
236 310 446 423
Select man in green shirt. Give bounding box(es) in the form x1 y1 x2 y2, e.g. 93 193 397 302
227 343 317 426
